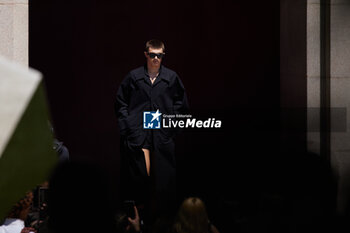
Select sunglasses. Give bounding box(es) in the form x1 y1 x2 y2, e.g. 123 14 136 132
147 52 165 59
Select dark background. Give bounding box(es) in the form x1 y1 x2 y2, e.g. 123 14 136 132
29 1 334 232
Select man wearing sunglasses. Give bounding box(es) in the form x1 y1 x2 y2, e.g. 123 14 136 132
115 39 189 222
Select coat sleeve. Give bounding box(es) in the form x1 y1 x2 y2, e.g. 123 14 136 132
173 74 189 114
115 73 132 136
115 73 146 147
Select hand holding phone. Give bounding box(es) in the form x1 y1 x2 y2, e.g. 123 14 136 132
123 200 135 219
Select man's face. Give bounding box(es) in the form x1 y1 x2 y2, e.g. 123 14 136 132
144 47 164 69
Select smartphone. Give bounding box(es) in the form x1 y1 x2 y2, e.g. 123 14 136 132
39 187 48 205
39 187 49 220
31 186 40 211
123 200 135 219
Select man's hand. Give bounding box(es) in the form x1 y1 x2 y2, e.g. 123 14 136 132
127 206 141 232
21 227 37 233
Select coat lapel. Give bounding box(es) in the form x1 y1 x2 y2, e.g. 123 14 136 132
152 65 171 87
134 65 172 100
134 71 152 98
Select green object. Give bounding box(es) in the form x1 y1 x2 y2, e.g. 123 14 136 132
0 82 57 220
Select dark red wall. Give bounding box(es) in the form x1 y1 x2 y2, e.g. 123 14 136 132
29 1 292 231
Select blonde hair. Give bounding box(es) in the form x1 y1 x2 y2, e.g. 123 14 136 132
174 197 210 233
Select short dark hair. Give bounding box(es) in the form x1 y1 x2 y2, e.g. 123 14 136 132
145 39 165 52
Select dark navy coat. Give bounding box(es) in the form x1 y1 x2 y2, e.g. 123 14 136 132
115 65 189 212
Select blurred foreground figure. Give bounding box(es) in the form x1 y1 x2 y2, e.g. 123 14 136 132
173 197 220 233
0 192 36 233
48 162 117 233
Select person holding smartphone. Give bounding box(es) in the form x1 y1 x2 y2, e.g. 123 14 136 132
115 39 189 219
